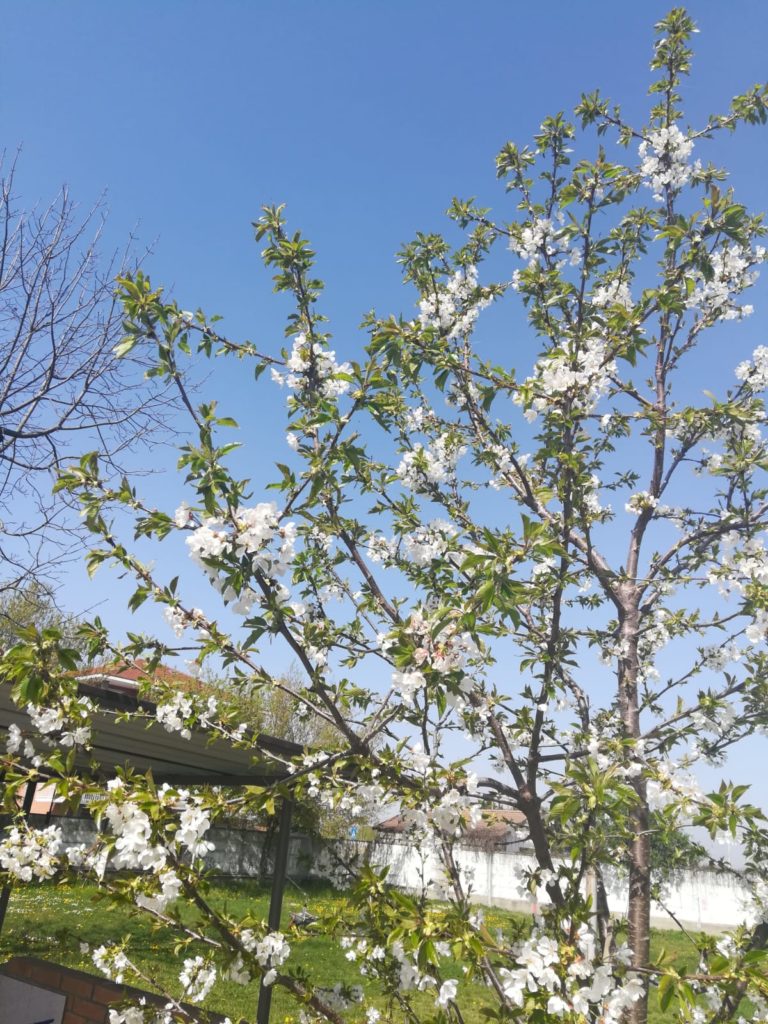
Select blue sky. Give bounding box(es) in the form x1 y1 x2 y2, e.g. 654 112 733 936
3 2 768 810
4 0 768 354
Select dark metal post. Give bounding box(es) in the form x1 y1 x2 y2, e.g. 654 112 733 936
0 778 37 933
256 797 293 1024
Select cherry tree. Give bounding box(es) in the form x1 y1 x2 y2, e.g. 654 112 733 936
3 9 768 1024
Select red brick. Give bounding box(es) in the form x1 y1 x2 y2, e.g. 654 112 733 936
92 983 122 1006
60 974 94 999
71 996 108 1021
63 1013 90 1024
2 960 32 979
28 964 63 989
17 960 35 978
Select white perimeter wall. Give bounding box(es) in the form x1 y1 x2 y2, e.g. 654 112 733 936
45 817 751 933
363 840 754 933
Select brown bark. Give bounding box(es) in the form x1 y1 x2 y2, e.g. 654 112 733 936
618 590 651 1024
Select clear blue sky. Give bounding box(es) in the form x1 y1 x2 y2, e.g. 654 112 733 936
4 1 767 597
3 3 768 810
4 0 768 638
4 0 768 352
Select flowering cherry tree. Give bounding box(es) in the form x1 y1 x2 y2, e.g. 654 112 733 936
4 9 768 1024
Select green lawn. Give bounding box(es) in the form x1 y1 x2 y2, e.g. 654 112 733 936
0 880 705 1023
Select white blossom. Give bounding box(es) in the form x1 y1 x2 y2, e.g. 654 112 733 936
271 333 351 399
0 823 62 881
638 124 698 200
418 265 492 339
592 278 633 310
625 491 658 515
179 956 216 1003
174 502 193 528
736 343 768 390
397 436 466 491
687 243 762 321
155 693 194 741
436 979 458 1008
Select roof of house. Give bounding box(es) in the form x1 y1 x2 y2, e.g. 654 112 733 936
75 658 204 691
0 670 301 787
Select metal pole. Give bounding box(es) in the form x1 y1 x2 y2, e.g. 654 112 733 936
256 797 293 1024
0 778 37 933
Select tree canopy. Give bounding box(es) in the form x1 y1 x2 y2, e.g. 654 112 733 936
3 10 768 1024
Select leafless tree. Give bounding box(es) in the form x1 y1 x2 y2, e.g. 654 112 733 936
0 152 176 591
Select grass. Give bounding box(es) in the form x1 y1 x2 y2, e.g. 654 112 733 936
0 879 706 1023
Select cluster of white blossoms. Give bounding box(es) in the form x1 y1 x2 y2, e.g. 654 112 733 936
700 640 743 672
103 780 166 872
645 760 704 816
223 929 290 987
404 404 438 434
0 822 62 881
185 501 297 592
390 938 448 995
638 124 698 200
271 332 351 399
430 788 483 837
736 344 768 391
155 692 194 740
107 1002 226 1024
367 521 460 568
93 945 132 984
107 1008 152 1024
179 956 217 1003
102 779 214 878
5 722 34 759
390 668 426 706
510 217 564 266
592 278 633 310
175 790 215 858
518 336 616 421
687 243 763 321
134 867 182 915
396 436 466 491
709 531 768 611
387 609 481 708
488 445 531 492
247 930 290 986
586 733 644 781
155 691 218 741
625 490 659 515
498 926 641 1021
365 533 397 565
401 519 458 566
163 605 186 638
691 700 738 740
27 694 93 749
418 265 492 340
581 473 611 522
341 935 386 976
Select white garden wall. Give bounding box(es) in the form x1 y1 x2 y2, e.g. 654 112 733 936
42 816 752 932
365 839 754 933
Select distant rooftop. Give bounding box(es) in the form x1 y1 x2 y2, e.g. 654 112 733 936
75 658 202 694
376 807 527 846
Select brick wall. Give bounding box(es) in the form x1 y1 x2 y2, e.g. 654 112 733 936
0 957 225 1024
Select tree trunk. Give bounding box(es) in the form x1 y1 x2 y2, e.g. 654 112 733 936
618 592 651 1024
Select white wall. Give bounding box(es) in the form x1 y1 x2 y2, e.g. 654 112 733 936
42 816 752 932
364 840 755 933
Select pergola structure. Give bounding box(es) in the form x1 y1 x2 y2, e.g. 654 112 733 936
0 678 301 1024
